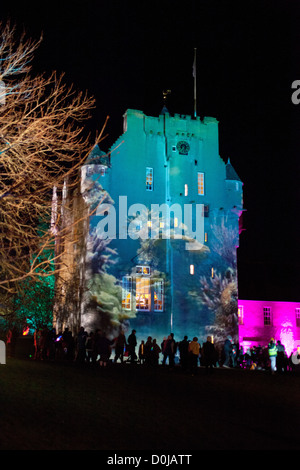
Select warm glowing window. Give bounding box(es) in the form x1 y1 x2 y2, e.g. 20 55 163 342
198 172 205 195
136 266 150 275
238 306 244 325
174 217 178 228
146 167 153 191
136 277 151 311
184 184 188 196
122 276 132 310
211 267 214 278
205 232 208 242
296 308 300 327
190 264 194 275
154 280 164 312
263 307 272 326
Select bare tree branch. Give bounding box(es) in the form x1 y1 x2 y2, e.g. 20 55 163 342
0 22 105 293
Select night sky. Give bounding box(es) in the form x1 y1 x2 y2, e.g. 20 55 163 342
1 0 299 301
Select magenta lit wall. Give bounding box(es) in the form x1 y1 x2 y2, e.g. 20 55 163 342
238 299 300 356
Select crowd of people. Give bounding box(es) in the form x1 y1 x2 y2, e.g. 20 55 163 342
7 325 300 375
28 326 219 374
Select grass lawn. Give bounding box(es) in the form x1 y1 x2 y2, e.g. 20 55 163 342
1 358 300 451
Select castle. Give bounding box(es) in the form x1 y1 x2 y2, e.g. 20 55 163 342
77 108 244 346
52 107 300 356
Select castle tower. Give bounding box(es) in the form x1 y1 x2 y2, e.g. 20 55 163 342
83 108 243 346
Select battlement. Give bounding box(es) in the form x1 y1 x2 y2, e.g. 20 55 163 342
121 108 218 142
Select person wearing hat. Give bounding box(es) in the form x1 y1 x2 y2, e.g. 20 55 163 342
268 338 277 374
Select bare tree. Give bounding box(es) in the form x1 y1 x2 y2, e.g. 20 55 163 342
0 22 105 293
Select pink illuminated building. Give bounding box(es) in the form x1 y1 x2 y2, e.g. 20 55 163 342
238 299 300 356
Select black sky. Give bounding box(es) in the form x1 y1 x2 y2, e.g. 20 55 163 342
1 0 300 301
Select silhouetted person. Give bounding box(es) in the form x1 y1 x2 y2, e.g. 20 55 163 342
179 336 190 371
127 329 137 363
202 336 216 374
144 336 153 365
114 331 127 363
150 339 161 366
97 332 114 367
162 335 175 367
76 326 88 364
223 336 232 367
276 340 287 374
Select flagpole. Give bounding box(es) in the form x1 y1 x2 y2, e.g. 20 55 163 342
193 48 197 118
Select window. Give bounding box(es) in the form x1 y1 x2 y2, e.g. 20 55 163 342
136 266 150 275
203 204 209 217
184 184 188 196
122 276 132 310
146 167 153 191
154 280 164 311
190 264 194 275
238 305 244 325
136 277 151 311
263 307 272 326
296 308 300 327
0 80 5 105
198 172 205 195
86 165 93 177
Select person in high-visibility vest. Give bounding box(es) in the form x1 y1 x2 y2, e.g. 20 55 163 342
268 338 277 374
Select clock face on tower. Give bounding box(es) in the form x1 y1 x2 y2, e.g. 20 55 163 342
176 140 190 155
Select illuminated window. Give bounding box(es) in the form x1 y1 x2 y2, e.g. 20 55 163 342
136 277 151 311
136 266 150 275
122 276 132 310
184 184 188 196
205 232 208 242
198 172 205 195
154 280 164 311
190 264 194 275
211 267 214 278
174 217 178 228
238 305 244 325
296 308 300 327
263 307 272 326
146 167 153 191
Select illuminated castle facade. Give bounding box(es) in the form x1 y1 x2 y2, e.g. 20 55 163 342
238 299 300 356
53 108 300 357
82 108 244 345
